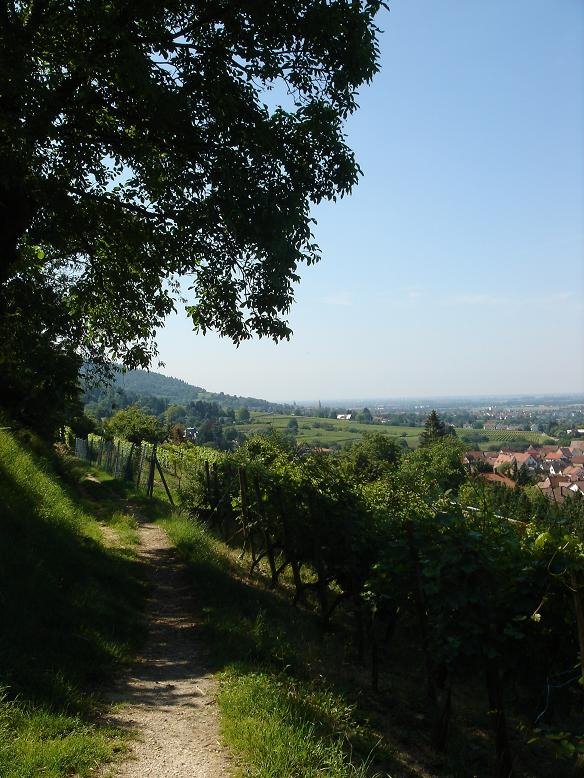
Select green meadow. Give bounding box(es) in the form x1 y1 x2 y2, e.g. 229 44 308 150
234 412 553 449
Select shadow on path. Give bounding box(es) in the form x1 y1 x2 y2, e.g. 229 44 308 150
105 521 233 778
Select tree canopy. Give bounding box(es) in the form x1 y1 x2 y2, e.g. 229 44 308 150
0 1 384 433
106 405 163 444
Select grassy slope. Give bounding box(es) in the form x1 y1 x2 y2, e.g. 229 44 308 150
235 413 554 449
0 430 146 777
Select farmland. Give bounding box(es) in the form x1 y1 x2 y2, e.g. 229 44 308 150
233 412 555 449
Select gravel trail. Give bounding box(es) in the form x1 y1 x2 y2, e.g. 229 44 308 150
105 519 233 777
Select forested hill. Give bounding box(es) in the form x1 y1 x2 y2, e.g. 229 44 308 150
83 367 286 417
114 369 204 403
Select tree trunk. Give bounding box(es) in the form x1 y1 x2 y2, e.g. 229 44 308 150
291 560 305 606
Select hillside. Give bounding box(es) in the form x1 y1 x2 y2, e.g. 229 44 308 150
116 369 205 403
84 367 286 413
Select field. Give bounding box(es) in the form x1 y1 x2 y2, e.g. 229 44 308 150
235 413 422 448
234 413 555 449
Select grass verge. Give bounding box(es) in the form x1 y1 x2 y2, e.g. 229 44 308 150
0 429 147 777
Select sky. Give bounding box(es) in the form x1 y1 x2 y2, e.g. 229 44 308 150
156 0 584 403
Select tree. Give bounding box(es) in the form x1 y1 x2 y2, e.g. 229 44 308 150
341 432 400 482
420 410 455 447
400 437 466 494
357 407 373 423
237 407 251 423
168 423 185 444
0 2 384 433
164 404 187 426
106 405 162 444
0 274 84 436
287 417 299 434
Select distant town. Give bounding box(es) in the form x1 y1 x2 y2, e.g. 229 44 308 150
83 370 584 509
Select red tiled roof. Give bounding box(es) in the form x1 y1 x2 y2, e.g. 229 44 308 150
563 465 584 479
494 453 515 465
515 452 535 465
481 473 516 489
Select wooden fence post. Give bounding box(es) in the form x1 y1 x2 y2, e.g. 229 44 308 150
125 443 135 480
155 457 175 506
136 445 144 488
147 445 157 497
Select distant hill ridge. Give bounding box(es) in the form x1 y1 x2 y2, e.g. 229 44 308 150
113 368 282 410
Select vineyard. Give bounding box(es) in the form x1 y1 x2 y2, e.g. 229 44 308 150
475 429 556 444
153 433 584 775
72 430 584 773
235 413 423 447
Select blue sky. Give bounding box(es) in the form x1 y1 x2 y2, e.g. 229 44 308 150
156 0 584 402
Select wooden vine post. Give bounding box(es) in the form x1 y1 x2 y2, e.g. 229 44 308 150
238 467 256 562
136 445 145 488
253 475 278 587
125 443 135 480
155 456 175 506
146 444 157 497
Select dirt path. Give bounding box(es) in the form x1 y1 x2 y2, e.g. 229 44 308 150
104 519 234 777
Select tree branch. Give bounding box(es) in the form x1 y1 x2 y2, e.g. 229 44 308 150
70 188 178 222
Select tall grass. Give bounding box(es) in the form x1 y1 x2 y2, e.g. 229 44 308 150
0 429 146 776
